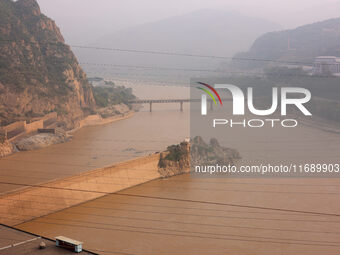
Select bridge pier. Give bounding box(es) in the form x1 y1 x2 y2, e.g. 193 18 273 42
180 102 183 112
149 102 152 112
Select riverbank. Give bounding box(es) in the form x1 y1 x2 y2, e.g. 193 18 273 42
68 110 134 134
0 110 134 158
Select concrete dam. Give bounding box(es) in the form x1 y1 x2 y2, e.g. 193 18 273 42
0 153 163 226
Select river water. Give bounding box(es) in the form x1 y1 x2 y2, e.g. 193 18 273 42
0 85 189 193
5 84 340 254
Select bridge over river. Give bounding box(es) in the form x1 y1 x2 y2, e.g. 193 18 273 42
129 98 231 112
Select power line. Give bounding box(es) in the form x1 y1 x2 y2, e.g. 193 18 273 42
35 216 340 245
27 209 340 235
26 220 340 248
1 180 340 217
2 183 339 218
2 183 340 223
4 196 340 224
0 39 316 66
2 39 340 68
2 64 333 79
69 45 319 67
89 249 135 255
2 173 340 196
72 204 340 224
0 192 309 217
3 206 340 237
114 193 340 217
83 62 326 78
1 58 339 84
6 164 340 189
2 166 340 197
134 184 340 196
152 178 340 188
51 211 340 236
82 62 222 73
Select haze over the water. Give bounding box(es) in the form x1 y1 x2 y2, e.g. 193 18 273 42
37 0 340 44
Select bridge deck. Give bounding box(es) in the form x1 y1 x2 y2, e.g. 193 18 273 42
129 98 230 104
129 98 230 112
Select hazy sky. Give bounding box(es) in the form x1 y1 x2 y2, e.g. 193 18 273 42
37 0 340 44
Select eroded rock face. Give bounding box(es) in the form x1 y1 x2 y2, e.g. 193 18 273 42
97 104 131 118
0 0 96 129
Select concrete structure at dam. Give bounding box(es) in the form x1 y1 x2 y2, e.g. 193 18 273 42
0 153 163 226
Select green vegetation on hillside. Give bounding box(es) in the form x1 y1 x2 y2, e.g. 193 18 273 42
92 82 135 108
158 141 189 168
164 142 189 162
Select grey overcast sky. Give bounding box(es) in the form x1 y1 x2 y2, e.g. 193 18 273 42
36 0 340 43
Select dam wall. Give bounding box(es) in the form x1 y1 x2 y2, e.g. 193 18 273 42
0 153 162 226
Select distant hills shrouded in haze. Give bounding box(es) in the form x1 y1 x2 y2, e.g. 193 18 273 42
233 17 340 69
74 9 280 79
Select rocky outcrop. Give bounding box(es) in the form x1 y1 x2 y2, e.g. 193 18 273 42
97 103 131 118
158 141 190 177
0 0 96 129
158 137 241 178
190 136 241 165
15 131 69 151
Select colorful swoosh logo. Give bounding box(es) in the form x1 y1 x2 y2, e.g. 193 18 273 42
196 82 223 106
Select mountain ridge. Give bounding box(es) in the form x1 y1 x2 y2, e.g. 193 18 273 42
75 9 280 74
233 17 340 69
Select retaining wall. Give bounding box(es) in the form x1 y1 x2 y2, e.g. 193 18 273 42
2 113 57 141
3 121 26 133
25 120 44 134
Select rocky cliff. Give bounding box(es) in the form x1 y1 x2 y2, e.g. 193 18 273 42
158 141 191 177
0 0 96 129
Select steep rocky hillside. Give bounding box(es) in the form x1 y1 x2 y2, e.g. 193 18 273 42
0 0 96 128
233 18 340 69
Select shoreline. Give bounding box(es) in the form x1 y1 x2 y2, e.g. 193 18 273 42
68 110 135 134
0 110 135 158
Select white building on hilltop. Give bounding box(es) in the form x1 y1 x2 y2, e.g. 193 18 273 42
313 56 340 76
